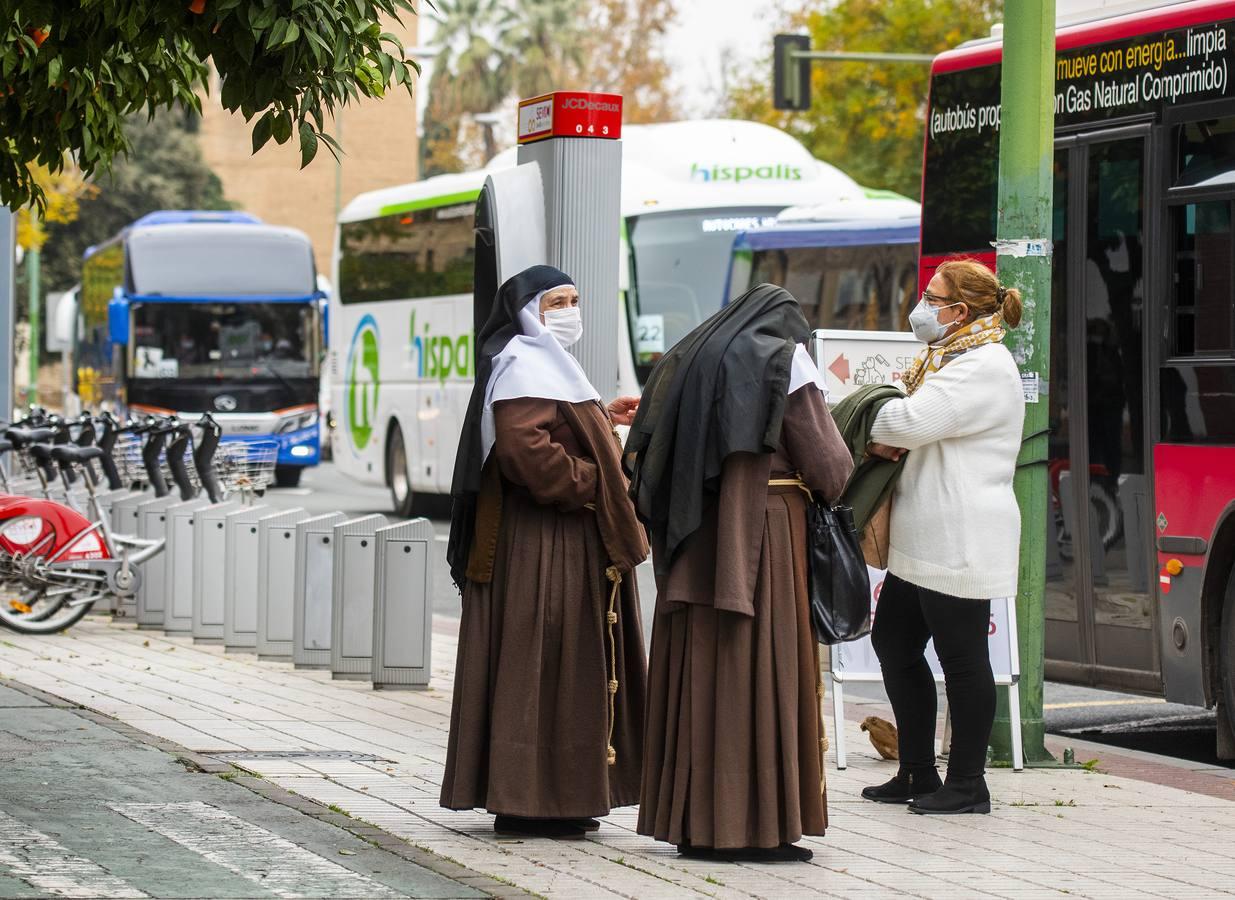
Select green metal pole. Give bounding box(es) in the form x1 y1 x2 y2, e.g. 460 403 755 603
990 0 1058 765
26 247 39 407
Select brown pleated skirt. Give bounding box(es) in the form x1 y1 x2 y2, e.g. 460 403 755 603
638 487 827 849
440 490 646 818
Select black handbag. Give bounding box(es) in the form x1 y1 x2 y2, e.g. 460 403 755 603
804 501 872 644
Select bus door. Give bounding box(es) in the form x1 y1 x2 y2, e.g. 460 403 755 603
1046 127 1159 692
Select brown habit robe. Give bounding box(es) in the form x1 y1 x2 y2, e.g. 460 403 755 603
441 397 648 818
638 385 852 849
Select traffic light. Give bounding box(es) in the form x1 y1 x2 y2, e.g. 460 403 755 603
774 34 811 111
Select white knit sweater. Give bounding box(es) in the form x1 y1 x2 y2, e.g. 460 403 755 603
870 343 1026 599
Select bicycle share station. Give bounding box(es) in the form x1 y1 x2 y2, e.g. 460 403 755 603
0 91 627 695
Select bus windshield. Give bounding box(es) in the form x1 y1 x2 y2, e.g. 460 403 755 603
131 302 319 380
627 207 782 377
733 242 919 332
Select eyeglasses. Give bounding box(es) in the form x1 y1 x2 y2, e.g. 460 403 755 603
921 290 953 305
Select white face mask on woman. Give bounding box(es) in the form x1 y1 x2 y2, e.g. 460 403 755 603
543 307 583 348
908 298 962 344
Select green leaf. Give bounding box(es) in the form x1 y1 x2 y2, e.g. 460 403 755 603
272 109 293 143
252 6 278 31
47 56 62 88
281 21 300 45
267 18 289 49
298 121 318 167
252 111 274 153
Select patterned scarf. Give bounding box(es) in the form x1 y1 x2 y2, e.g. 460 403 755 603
901 313 1005 396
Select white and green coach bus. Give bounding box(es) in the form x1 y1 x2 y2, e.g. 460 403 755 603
330 118 914 515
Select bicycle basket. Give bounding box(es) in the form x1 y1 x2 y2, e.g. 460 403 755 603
214 440 278 497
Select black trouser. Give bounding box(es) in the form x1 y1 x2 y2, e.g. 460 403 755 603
870 573 994 779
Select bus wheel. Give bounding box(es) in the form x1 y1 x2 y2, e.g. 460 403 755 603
274 466 302 488
1221 571 1235 760
388 424 415 519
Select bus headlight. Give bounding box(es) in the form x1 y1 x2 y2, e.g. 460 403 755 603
276 409 319 434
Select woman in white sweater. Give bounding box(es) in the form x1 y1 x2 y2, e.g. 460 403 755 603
861 258 1025 815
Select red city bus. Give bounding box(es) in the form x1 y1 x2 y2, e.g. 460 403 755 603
922 0 1235 753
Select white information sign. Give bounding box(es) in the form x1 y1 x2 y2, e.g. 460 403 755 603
810 328 923 403
634 314 666 358
134 347 177 379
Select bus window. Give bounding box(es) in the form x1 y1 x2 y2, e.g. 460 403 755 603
1171 201 1234 356
130 303 318 380
627 207 781 375
1176 118 1235 189
921 66 1001 256
339 202 475 304
746 243 918 332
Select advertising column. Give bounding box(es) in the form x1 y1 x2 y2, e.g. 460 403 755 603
516 92 623 399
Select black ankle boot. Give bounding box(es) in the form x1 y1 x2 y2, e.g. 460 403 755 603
861 768 942 804
493 815 586 838
908 774 990 815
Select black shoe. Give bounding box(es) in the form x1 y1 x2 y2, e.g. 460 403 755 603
713 844 813 863
861 768 942 804
677 841 713 859
569 817 601 832
908 776 991 815
493 815 586 838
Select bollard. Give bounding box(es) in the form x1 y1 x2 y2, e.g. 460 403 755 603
222 504 270 653
134 495 182 628
110 491 149 618
191 501 241 643
162 497 213 633
329 514 387 681
371 518 436 690
292 512 347 669
256 508 312 660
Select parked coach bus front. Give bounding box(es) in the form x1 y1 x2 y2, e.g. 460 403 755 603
77 211 325 487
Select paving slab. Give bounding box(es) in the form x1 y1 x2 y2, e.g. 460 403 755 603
0 615 1232 898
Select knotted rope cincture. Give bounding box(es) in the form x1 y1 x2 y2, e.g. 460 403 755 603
604 564 622 767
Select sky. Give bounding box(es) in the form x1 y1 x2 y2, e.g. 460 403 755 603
412 0 800 123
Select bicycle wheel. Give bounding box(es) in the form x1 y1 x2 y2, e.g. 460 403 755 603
0 586 95 634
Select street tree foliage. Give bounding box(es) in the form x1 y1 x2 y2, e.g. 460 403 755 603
727 0 997 199
0 0 419 211
16 163 93 252
39 113 231 294
423 0 677 176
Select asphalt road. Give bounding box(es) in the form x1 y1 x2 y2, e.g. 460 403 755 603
266 461 1232 771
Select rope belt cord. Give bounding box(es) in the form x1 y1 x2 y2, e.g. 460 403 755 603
604 564 622 767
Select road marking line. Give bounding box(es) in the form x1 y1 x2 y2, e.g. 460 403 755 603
1044 698 1168 710
111 801 401 899
0 809 148 898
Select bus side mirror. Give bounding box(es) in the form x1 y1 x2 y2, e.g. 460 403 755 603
107 297 130 345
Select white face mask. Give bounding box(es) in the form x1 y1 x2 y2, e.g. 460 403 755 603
543 306 583 348
908 299 962 344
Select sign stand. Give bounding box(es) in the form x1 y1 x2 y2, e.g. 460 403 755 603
806 333 1023 773
830 587 1023 772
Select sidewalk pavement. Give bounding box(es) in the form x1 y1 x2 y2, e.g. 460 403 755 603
2 615 1234 899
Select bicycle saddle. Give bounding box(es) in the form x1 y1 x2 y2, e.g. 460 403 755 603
6 427 54 447
28 443 55 463
50 445 104 464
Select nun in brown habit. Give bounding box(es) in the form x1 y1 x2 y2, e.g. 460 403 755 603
442 265 648 839
625 284 852 862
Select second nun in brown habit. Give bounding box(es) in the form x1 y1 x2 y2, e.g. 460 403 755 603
442 265 648 839
625 284 852 862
